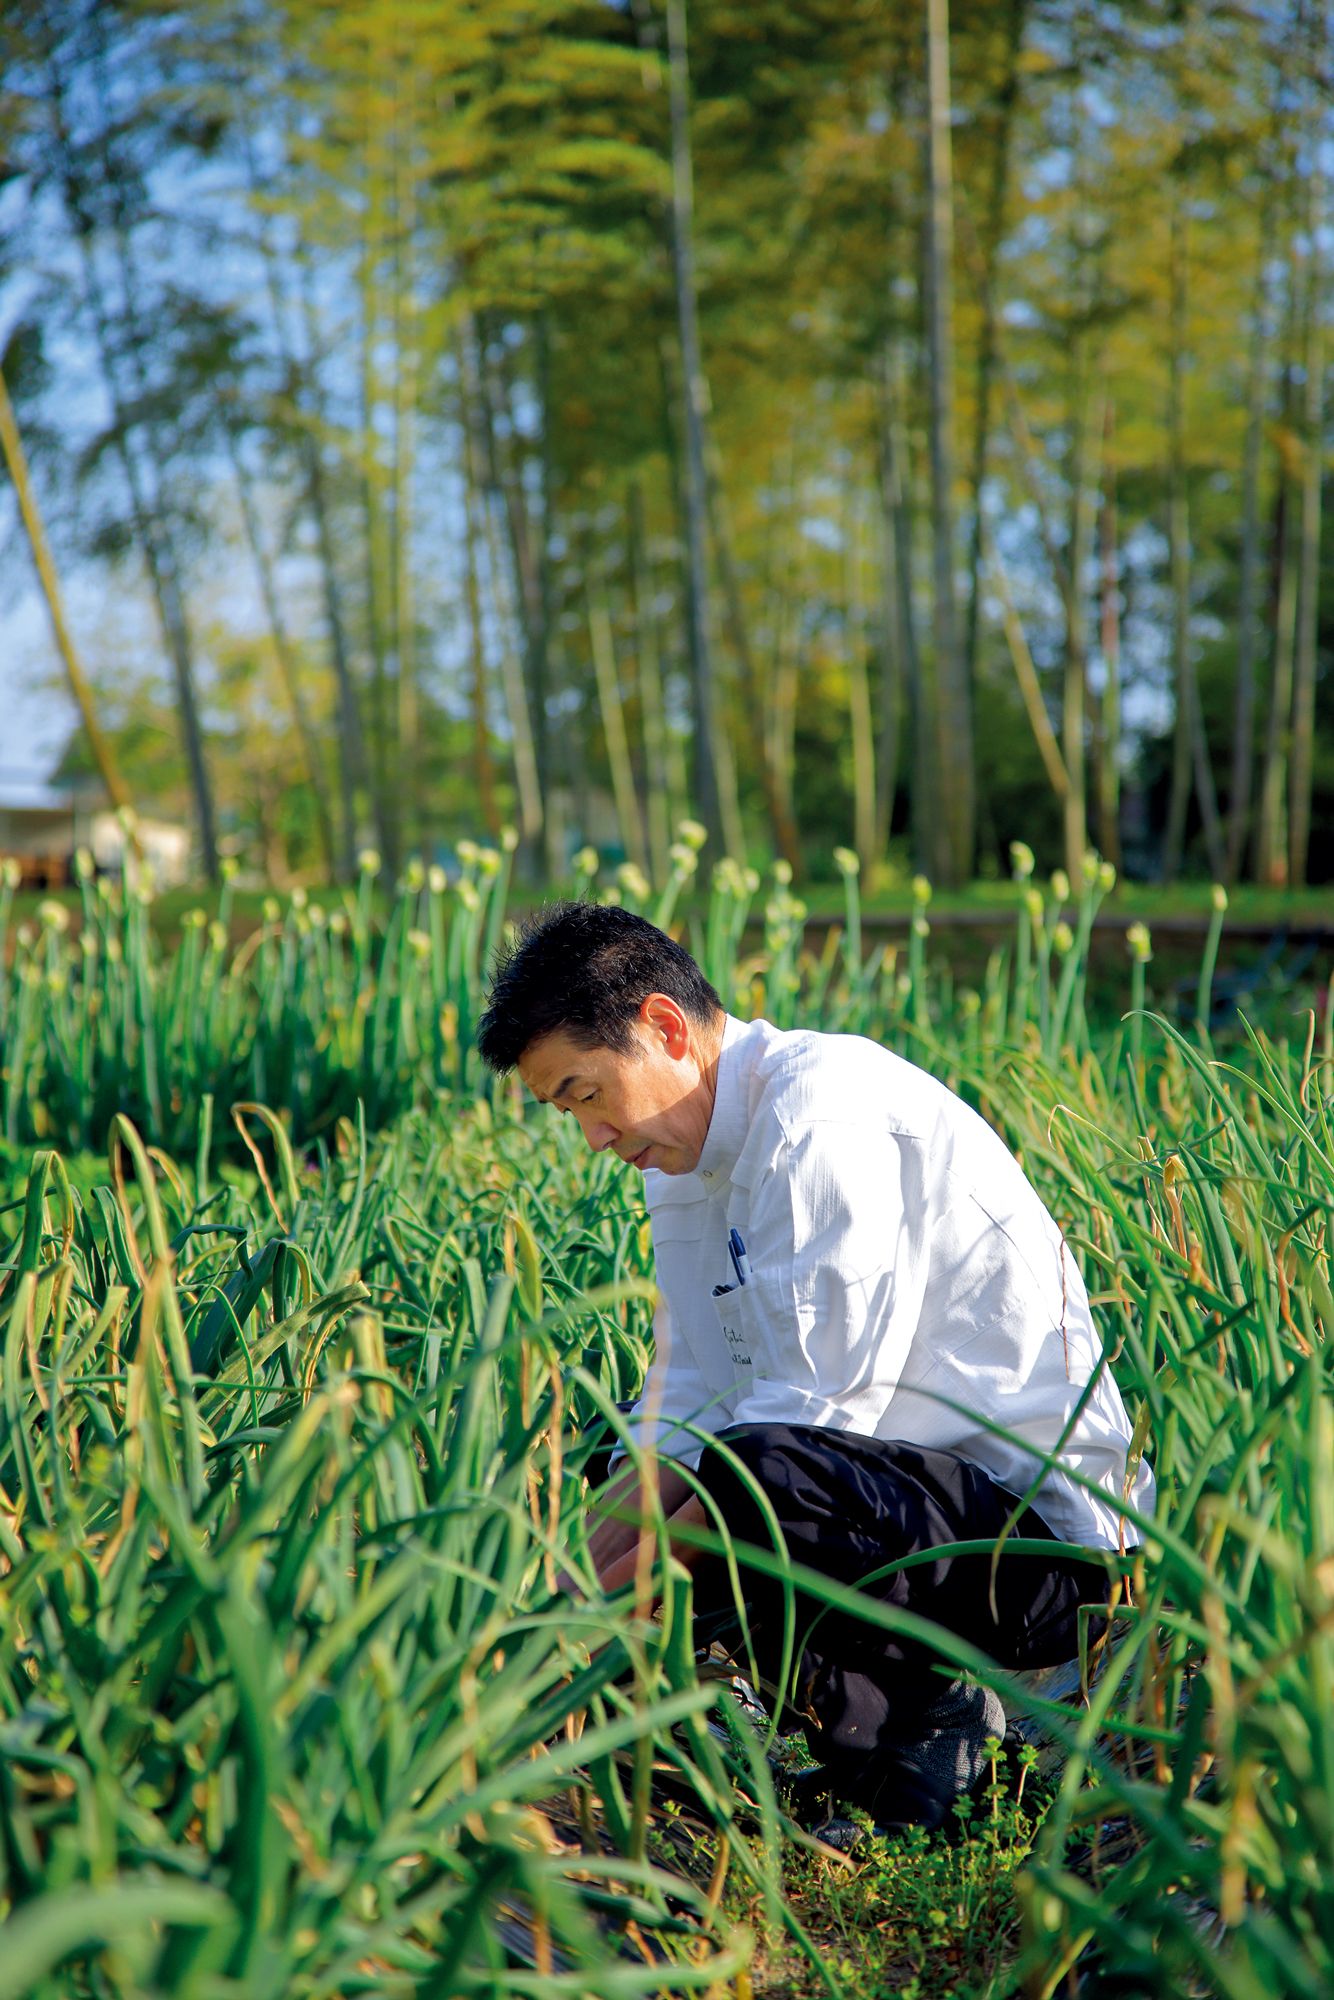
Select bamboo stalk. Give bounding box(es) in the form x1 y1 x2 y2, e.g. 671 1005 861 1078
627 480 673 883
0 363 136 824
587 578 648 873
1287 87 1324 887
982 521 1071 804
1095 395 1122 872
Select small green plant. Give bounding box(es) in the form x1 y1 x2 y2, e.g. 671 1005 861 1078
738 1737 1055 1999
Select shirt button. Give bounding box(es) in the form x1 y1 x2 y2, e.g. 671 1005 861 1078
701 1169 713 1181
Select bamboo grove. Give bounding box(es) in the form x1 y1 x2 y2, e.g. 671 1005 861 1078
2 0 1333 889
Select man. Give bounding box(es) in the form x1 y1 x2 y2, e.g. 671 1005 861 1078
477 901 1154 1835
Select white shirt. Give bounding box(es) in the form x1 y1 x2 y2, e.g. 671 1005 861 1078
620 1014 1154 1551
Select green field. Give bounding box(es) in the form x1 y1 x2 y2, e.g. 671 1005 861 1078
1 844 1332 1997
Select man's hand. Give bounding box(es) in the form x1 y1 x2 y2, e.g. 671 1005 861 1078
593 1491 711 1595
577 1453 711 1601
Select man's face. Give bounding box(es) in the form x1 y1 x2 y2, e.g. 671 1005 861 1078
518 999 718 1176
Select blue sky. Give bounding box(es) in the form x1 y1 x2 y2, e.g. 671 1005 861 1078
2 595 78 779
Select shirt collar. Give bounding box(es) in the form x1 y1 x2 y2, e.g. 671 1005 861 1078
693 1013 756 1188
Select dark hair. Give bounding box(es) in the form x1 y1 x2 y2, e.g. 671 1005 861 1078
476 901 723 1073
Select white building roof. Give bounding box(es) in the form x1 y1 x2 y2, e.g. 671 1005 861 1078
0 783 82 814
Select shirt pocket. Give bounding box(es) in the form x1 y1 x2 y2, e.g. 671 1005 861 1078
711 1284 759 1379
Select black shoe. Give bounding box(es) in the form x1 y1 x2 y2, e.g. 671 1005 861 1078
776 1754 956 1844
773 1764 877 1852
777 1682 1011 1844
939 1721 1036 1844
704 1672 772 1753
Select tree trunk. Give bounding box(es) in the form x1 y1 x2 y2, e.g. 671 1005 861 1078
588 572 648 872
962 0 1028 704
844 491 877 864
1254 460 1297 883
1060 368 1096 884
768 482 804 857
1288 139 1324 887
705 442 801 867
227 429 336 874
44 18 219 877
0 361 135 819
459 333 542 851
770 616 801 860
462 410 501 841
474 321 555 872
358 165 398 876
303 414 371 881
757 438 801 865
923 0 972 884
1058 10 1099 886
984 523 1071 807
1189 660 1225 880
651 343 699 827
1225 194 1274 881
665 0 742 859
959 208 1077 633
875 338 917 857
1163 190 1224 880
494 326 555 816
277 249 368 881
535 316 557 846
392 88 420 858
1094 397 1122 869
844 494 876 868
959 219 1101 866
628 480 673 884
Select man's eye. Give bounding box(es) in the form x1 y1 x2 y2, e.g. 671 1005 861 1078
578 1092 598 1105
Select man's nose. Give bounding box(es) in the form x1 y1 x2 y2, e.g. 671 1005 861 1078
584 1120 619 1153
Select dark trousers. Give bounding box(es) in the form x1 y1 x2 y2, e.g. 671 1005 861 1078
689 1423 1114 1782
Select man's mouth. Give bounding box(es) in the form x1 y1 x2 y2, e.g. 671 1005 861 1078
626 1145 651 1169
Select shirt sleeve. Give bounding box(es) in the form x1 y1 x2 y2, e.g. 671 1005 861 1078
726 1114 932 1434
610 1294 727 1473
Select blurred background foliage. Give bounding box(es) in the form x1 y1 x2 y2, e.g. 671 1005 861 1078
1 0 1333 894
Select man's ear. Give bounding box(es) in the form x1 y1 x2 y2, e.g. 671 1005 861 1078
640 992 690 1058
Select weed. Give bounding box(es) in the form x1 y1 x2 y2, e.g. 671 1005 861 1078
737 1741 1055 1999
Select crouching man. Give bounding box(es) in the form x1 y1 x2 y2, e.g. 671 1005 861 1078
477 902 1154 1836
